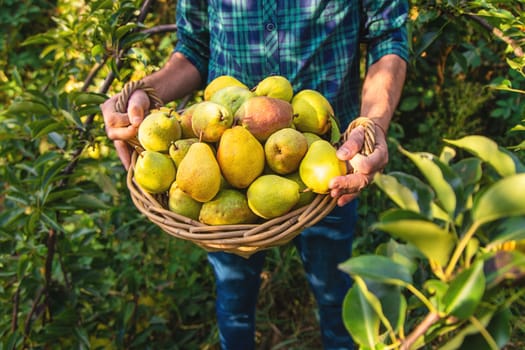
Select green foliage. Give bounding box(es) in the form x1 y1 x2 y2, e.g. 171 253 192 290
341 135 525 349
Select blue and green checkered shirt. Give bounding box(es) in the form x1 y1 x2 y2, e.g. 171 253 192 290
175 0 409 128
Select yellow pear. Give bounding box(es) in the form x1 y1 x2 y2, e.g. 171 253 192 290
217 126 265 189
134 150 176 194
299 140 347 194
191 101 233 142
168 182 202 221
199 189 258 225
204 75 248 101
138 110 181 152
291 89 333 136
247 174 300 219
168 137 199 168
176 142 221 202
264 128 308 175
253 75 294 102
234 96 294 142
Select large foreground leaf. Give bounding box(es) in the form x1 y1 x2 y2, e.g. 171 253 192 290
472 174 525 226
339 254 413 285
343 282 380 348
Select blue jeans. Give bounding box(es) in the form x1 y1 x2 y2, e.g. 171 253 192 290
207 200 357 350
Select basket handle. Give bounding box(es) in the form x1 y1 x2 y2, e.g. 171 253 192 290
343 117 377 157
115 80 164 150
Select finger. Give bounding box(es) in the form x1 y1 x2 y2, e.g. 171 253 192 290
336 193 359 207
128 90 150 127
336 126 365 160
349 144 388 174
329 172 371 197
114 140 132 170
105 123 139 142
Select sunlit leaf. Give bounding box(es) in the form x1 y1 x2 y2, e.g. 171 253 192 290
472 174 525 226
373 209 456 267
343 282 380 348
374 173 425 214
443 260 485 319
444 136 519 177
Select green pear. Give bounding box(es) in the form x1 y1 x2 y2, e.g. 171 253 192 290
210 85 254 115
176 104 198 139
134 150 176 194
191 101 233 142
199 189 258 225
217 126 265 189
291 89 333 136
168 181 202 220
176 142 221 202
253 75 294 102
168 137 199 168
234 96 293 142
138 109 181 152
303 132 323 147
299 140 347 194
247 174 300 219
264 128 308 175
285 171 316 208
204 75 248 101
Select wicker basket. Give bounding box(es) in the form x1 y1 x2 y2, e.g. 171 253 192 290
118 81 376 258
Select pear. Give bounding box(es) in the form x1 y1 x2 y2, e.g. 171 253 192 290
134 150 176 194
264 128 308 175
217 126 265 189
303 132 323 147
168 137 199 168
191 101 233 142
235 96 293 142
210 85 254 115
253 75 294 102
291 89 333 136
168 181 202 220
176 142 221 202
138 109 181 152
177 104 198 139
204 75 248 101
299 139 347 194
199 189 258 225
247 174 300 219
285 171 316 208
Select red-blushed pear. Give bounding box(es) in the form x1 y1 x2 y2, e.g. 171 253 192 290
234 96 293 142
264 128 308 175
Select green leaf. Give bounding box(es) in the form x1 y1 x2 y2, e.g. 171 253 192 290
472 174 525 226
73 91 108 106
338 255 413 285
398 147 458 218
343 282 381 348
442 260 485 319
373 209 456 267
67 194 110 210
373 173 421 213
444 136 519 177
8 101 50 115
329 116 342 144
488 217 525 249
458 307 511 350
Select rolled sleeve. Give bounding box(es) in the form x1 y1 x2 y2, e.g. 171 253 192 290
361 0 410 66
173 0 210 82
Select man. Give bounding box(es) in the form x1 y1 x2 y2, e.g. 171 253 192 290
101 1 408 349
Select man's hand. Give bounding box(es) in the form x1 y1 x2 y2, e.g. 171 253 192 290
100 89 150 169
329 123 388 206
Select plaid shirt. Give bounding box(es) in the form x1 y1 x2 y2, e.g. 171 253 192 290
175 0 409 128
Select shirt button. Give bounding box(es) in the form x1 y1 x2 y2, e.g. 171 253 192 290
265 22 275 31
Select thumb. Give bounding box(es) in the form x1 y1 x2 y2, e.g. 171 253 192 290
128 90 150 127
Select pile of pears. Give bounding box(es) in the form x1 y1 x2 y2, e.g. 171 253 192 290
133 75 348 226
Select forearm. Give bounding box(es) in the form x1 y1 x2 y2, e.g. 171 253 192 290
360 54 407 132
141 52 203 104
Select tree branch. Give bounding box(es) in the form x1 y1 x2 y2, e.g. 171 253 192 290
401 312 442 350
466 13 524 58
